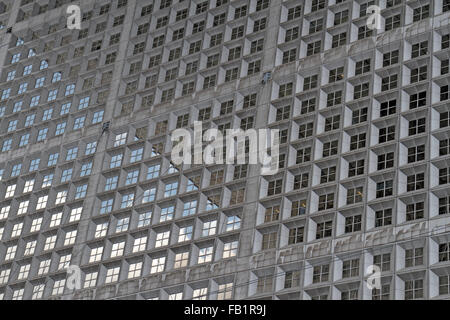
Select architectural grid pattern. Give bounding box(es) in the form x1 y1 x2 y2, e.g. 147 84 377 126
0 0 449 300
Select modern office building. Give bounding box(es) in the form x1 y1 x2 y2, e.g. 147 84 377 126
0 0 449 300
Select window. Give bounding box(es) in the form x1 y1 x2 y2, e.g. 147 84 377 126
303 75 318 90
84 272 98 288
198 246 213 263
355 59 371 75
287 5 302 21
193 21 205 34
334 10 348 25
116 218 130 233
73 116 85 130
385 14 401 31
160 206 174 222
283 48 297 64
256 0 269 11
95 223 108 238
231 25 244 40
254 17 266 32
138 211 152 227
383 50 399 67
183 200 197 216
332 32 346 48
439 276 450 296
203 75 216 89
288 227 304 244
234 5 247 19
284 271 300 289
132 236 147 253
89 247 103 263
61 168 73 182
410 66 427 83
78 96 90 110
312 264 329 283
285 27 299 42
311 0 325 12
42 174 53 188
105 267 120 284
178 226 193 242
85 141 97 155
25 114 35 127
349 159 365 177
442 112 450 128
354 83 369 99
223 241 238 258
381 75 397 91
380 99 397 116
264 206 280 223
267 179 282 196
66 147 78 161
210 34 223 47
442 60 449 75
379 126 395 143
174 251 189 268
215 282 233 300
345 215 362 232
7 70 16 81
61 103 71 115
110 154 123 168
376 180 393 198
320 167 335 183
350 133 366 150
168 292 183 300
100 199 113 214
440 197 450 215
228 47 241 61
226 216 241 231
28 159 41 172
307 41 322 56
413 5 429 22
375 209 392 227
151 257 166 273
342 259 359 278
164 182 178 197
322 141 338 157
262 232 277 250
202 220 217 237
316 221 333 239
309 18 323 34
405 248 423 267
358 25 373 39
105 52 117 64
439 243 450 262
408 145 425 163
69 207 82 223
406 202 424 221
341 289 358 300
299 122 314 138
111 241 125 257
125 170 139 185
147 164 160 179
5 184 16 198
412 41 428 58
276 105 291 121
256 275 273 293
405 279 423 300
120 193 134 208
291 200 306 216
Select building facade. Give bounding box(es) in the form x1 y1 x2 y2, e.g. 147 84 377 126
0 0 449 300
